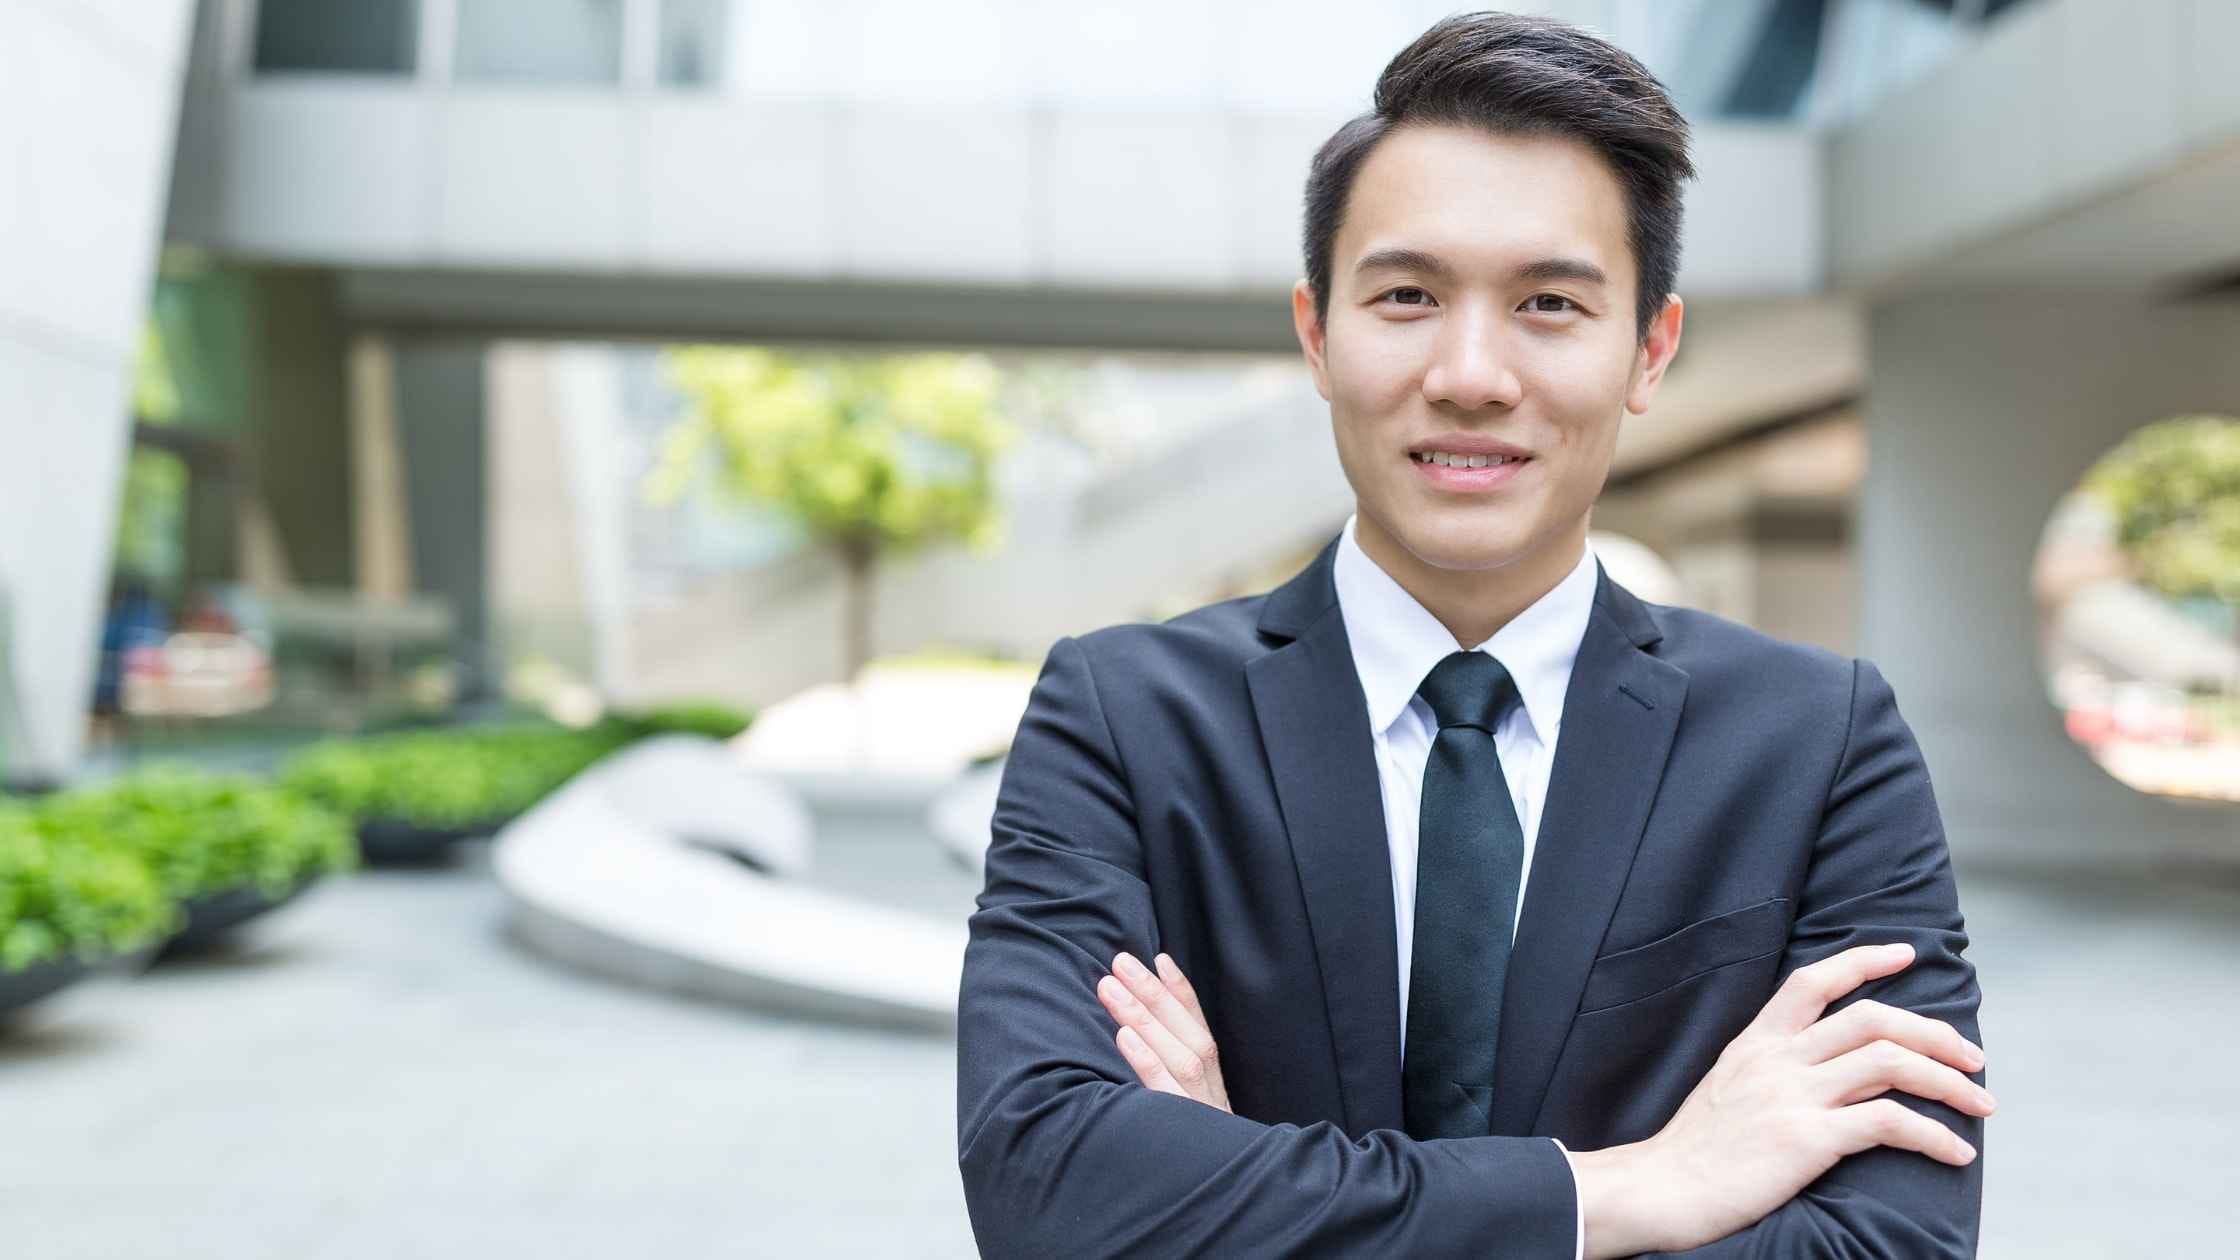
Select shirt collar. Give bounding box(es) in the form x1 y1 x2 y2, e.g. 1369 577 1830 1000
1331 511 1599 744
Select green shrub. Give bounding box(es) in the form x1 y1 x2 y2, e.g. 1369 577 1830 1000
32 768 358 903
274 701 756 833
1 806 179 971
278 722 638 830
610 700 756 742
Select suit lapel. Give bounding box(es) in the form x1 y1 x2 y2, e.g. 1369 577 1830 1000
1246 538 1688 1140
1489 562 1688 1135
1246 535 1405 1136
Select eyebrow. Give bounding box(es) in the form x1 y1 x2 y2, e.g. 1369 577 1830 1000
1352 247 1608 288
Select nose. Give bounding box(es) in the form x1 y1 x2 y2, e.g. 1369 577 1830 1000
1419 302 1523 412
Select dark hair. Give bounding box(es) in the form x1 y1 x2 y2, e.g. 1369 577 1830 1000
1302 10 1696 344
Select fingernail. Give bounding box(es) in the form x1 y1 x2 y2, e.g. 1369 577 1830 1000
1959 1139 1977 1161
1885 943 1914 959
1115 952 1149 982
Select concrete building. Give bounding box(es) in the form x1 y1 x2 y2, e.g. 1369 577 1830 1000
3 0 2233 861
1 1 199 783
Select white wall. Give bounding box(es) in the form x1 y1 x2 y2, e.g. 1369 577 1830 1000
488 343 634 696
0 0 196 782
1858 291 2240 864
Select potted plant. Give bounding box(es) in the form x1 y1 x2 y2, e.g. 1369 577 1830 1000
1 806 176 1016
279 721 637 863
611 700 756 742
32 768 357 958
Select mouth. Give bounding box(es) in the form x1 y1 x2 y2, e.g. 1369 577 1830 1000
1408 445 1534 492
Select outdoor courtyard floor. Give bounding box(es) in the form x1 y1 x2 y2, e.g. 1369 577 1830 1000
2 816 2230 1257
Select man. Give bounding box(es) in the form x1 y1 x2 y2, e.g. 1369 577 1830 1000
956 11 1989 1257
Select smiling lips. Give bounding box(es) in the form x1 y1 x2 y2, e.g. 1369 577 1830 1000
1409 447 1533 491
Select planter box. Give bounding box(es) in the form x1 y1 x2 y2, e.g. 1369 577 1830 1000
0 955 97 1018
0 936 167 1018
157 874 319 959
356 817 510 866
92 940 164 980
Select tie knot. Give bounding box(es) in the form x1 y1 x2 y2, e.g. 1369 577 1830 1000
1416 650 1519 733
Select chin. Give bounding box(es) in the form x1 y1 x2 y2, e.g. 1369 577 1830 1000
1390 511 1541 574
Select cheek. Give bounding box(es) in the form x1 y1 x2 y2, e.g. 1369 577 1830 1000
1548 415 1623 508
1539 357 1633 454
1326 323 1421 408
1325 343 1411 466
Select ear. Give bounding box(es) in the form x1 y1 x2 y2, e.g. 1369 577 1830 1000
1624 293 1684 416
1291 278 1332 401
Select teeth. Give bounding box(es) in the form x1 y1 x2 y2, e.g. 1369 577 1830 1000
1414 451 1521 467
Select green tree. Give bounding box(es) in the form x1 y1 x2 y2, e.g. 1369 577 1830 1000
114 321 187 588
646 346 1017 681
2082 414 2240 614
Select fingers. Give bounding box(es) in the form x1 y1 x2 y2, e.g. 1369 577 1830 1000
1115 952 1220 1067
1088 950 1218 1098
1096 974 1199 1090
1751 942 1918 1036
1155 953 1208 1028
1836 1097 1980 1167
1113 1024 1183 1096
1793 997 1985 1075
1814 1037 1997 1118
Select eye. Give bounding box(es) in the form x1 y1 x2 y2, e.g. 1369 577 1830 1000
1379 286 1436 308
1524 294 1581 314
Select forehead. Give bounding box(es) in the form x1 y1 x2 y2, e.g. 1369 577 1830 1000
1334 123 1634 291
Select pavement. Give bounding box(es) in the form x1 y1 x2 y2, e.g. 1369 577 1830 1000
2 819 2232 1257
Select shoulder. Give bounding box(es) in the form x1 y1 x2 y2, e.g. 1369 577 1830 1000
1068 589 1272 673
1041 590 1276 732
1629 596 1866 720
1613 600 1917 802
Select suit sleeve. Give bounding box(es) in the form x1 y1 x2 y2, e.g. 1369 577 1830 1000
1632 657 1986 1258
956 634 1579 1258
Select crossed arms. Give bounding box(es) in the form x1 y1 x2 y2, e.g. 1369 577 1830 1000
957 635 1988 1257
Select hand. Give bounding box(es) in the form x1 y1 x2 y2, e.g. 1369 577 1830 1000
1096 951 1232 1114
1572 942 1993 1258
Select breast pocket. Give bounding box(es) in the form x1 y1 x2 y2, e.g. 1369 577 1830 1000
1576 896 1792 1015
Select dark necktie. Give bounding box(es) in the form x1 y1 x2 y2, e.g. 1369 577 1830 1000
1402 649 1525 1139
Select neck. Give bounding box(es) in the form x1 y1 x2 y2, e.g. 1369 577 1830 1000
1354 509 1588 649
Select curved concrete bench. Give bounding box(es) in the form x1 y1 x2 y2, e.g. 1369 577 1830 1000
577 734 815 878
492 735 963 1030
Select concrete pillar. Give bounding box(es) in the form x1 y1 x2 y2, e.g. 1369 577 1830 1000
488 343 633 699
1590 415 1862 655
392 340 495 698
149 265 359 592
1858 292 2240 864
0 0 195 785
247 271 356 587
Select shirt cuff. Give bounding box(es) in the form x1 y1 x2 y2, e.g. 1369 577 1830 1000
1552 1137 1584 1260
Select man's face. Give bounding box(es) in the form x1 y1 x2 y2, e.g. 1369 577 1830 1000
1293 123 1682 578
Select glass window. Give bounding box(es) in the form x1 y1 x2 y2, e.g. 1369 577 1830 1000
252 0 419 75
454 0 624 85
658 0 731 88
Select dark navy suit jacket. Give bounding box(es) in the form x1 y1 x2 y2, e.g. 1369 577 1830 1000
957 532 1986 1257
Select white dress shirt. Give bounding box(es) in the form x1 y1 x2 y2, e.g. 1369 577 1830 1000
1331 512 1599 1260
